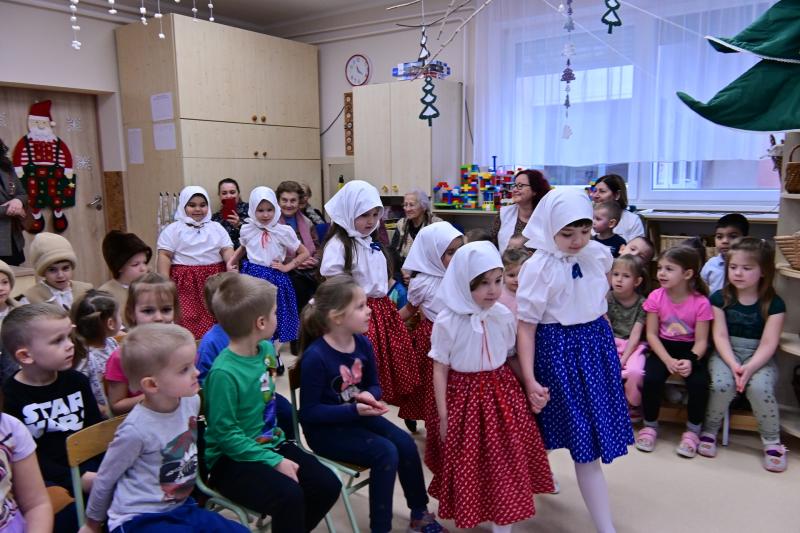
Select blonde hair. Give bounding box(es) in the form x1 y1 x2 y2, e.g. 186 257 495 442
212 275 277 338
612 254 649 295
722 237 777 320
71 289 118 369
203 271 239 316
121 323 195 392
299 275 360 355
125 273 179 326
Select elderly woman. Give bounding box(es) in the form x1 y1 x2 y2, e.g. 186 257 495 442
0 138 27 265
211 178 249 250
591 174 644 243
299 182 325 225
491 169 551 253
390 189 442 282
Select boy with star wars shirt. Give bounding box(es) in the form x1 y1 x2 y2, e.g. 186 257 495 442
81 323 247 533
1 304 102 493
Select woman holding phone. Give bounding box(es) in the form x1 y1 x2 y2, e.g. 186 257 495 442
211 178 249 249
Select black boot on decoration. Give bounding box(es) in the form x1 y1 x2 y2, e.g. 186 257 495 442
27 208 45 234
53 209 68 233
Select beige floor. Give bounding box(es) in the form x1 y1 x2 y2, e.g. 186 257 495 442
268 354 800 533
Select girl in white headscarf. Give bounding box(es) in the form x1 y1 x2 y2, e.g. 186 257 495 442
516 188 633 533
157 185 234 339
396 221 463 458
428 241 553 532
320 180 417 407
228 186 310 347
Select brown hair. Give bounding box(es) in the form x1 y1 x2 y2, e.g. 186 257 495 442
299 275 360 355
514 169 551 209
469 267 504 292
203 271 239 316
71 289 118 368
321 224 393 281
125 272 180 326
276 180 305 199
502 247 532 269
1 303 68 357
627 236 655 264
595 201 623 223
721 237 777 320
658 245 708 296
212 274 277 338
612 254 649 295
596 174 628 210
121 323 195 392
681 236 708 265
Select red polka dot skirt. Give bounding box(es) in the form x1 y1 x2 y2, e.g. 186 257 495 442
429 364 554 529
170 263 225 339
398 315 433 422
366 296 418 406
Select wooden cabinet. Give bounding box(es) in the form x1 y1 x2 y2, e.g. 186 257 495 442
115 14 321 248
354 79 462 196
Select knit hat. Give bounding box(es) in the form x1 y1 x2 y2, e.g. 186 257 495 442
102 230 153 278
29 232 77 277
0 260 15 288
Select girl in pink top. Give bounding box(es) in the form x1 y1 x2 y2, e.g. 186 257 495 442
637 246 713 458
497 248 531 318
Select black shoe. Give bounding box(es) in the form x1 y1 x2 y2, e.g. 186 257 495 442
404 419 418 433
290 340 299 356
276 354 286 376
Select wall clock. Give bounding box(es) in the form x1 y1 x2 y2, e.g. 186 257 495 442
345 54 370 86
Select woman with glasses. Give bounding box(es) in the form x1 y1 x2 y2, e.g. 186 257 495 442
591 174 645 243
492 169 551 253
390 189 442 285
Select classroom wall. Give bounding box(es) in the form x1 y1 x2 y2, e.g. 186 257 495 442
0 0 128 172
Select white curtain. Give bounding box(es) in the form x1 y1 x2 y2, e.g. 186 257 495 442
473 0 772 169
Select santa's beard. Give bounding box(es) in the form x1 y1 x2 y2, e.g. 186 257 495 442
28 127 56 142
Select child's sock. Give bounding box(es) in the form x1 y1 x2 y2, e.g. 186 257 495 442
574 460 616 533
686 421 701 435
491 523 513 533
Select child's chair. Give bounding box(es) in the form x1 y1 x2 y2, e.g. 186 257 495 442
288 364 370 533
65 415 127 526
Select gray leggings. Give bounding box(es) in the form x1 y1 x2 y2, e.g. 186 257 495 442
704 336 780 444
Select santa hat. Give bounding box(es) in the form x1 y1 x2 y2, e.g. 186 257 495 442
102 230 152 278
28 100 55 126
29 232 77 277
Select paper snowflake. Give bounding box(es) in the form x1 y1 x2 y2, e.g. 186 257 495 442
66 117 82 131
0 112 6 128
76 156 92 170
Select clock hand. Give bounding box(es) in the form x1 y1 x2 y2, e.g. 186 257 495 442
356 66 363 75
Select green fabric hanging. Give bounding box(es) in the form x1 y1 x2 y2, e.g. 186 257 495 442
706 0 800 62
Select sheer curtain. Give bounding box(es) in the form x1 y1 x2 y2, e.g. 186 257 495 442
473 0 772 170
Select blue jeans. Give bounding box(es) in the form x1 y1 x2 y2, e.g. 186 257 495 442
305 416 428 533
111 499 249 532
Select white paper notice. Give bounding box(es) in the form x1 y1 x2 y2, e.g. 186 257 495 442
127 128 144 164
153 122 177 151
150 92 174 122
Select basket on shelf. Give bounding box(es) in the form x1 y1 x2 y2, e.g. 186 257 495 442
775 232 800 270
658 234 715 260
784 145 800 194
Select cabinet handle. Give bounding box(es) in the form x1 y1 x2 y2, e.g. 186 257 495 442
381 185 389 193
252 115 258 123
392 185 399 193
262 151 268 158
254 151 259 157
261 115 266 123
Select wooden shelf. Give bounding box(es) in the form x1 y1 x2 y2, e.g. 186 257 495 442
780 332 800 358
777 263 800 280
433 209 497 216
780 192 800 199
780 410 800 439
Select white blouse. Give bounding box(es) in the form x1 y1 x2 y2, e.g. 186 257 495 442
428 305 516 373
157 221 233 266
320 234 388 298
240 224 301 267
614 210 645 244
407 273 443 322
517 241 612 326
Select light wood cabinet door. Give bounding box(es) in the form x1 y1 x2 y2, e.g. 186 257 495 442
390 80 432 194
173 16 262 124
181 120 320 160
258 35 320 128
354 84 392 194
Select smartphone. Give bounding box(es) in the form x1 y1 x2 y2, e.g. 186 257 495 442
221 198 237 220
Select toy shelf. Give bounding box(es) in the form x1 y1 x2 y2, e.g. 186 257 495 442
777 263 800 280
779 332 800 358
433 209 497 216
780 192 800 199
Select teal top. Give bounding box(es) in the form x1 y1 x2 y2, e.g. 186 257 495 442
710 290 786 340
204 340 285 469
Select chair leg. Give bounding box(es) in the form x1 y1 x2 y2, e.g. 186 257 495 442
324 513 337 533
722 407 730 447
341 481 361 533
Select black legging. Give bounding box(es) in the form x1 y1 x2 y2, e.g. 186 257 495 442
642 338 709 426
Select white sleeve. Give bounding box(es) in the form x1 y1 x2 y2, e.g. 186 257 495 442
516 255 555 324
156 223 179 252
407 276 434 307
279 226 302 253
428 315 454 365
620 211 645 243
320 236 346 277
211 222 234 250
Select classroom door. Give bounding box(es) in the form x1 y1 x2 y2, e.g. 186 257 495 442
0 87 108 286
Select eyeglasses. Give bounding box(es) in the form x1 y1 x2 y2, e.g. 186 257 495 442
403 203 419 208
511 183 531 190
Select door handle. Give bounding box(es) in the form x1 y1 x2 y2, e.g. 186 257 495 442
87 194 103 210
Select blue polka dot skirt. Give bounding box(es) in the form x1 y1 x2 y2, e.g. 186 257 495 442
240 260 299 342
534 317 633 464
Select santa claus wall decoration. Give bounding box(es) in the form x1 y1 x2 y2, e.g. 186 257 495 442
11 100 77 233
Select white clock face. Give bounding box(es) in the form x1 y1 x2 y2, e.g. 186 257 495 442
346 55 370 86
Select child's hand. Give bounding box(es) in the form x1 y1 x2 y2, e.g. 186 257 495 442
675 359 692 378
271 261 290 273
299 256 318 269
734 364 754 393
275 458 300 482
666 357 682 375
356 402 386 416
355 391 386 411
225 212 241 227
527 381 549 413
226 259 239 272
78 523 102 533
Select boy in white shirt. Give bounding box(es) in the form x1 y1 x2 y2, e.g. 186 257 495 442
700 213 749 294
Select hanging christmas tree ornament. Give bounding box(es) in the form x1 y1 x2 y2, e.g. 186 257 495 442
107 0 116 15
559 0 576 135
191 0 198 20
601 0 622 34
563 0 575 31
156 0 166 38
419 76 440 126
208 2 215 22
139 0 148 25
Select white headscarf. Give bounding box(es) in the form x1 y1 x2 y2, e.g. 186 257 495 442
402 221 462 277
176 186 212 227
240 186 299 262
435 241 505 333
324 180 384 238
523 187 593 257
244 187 280 230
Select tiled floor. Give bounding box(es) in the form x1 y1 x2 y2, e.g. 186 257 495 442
232 353 800 532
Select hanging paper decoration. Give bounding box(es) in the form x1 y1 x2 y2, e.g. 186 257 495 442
208 2 215 22
155 0 166 39
601 0 622 34
560 0 575 137
107 0 117 14
139 0 148 25
68 0 81 50
419 76 440 126
192 0 199 21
